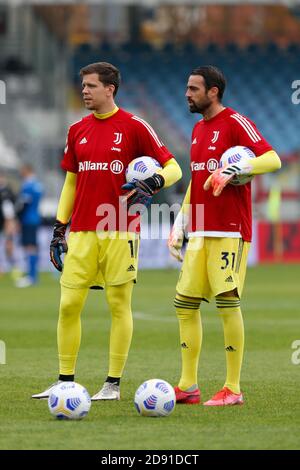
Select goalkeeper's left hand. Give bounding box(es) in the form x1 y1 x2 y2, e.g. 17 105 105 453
203 160 253 197
121 174 164 212
50 220 68 272
168 211 189 262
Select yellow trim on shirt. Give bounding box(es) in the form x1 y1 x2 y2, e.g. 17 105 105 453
93 106 119 120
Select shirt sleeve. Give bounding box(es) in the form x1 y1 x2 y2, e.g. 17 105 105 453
61 125 78 173
132 116 174 166
230 113 273 156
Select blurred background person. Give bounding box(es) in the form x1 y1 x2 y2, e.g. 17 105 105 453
15 164 44 287
0 170 18 277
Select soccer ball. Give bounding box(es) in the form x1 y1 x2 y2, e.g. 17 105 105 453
220 145 256 185
134 379 176 417
48 382 91 420
126 156 162 183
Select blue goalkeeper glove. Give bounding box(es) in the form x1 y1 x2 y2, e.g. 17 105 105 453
50 220 68 272
121 174 165 212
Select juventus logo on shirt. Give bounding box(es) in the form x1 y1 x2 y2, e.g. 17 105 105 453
211 131 219 143
113 132 122 145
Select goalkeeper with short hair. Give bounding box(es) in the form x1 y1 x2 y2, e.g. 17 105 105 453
32 61 181 401
168 65 281 406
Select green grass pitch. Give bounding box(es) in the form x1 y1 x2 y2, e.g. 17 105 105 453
0 264 299 450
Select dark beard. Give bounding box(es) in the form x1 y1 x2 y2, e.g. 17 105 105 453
189 99 212 114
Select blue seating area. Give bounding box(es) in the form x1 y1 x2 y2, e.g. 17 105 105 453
72 43 300 156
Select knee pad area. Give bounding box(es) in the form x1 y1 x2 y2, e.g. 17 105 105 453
174 294 201 318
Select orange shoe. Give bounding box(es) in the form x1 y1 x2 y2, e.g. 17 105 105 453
204 387 244 406
174 386 201 404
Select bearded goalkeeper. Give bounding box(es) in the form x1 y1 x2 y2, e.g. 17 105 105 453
169 65 281 406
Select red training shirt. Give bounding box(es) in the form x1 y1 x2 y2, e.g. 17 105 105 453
61 108 174 232
189 107 273 241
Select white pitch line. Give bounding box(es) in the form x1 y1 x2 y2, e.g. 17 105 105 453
133 311 176 323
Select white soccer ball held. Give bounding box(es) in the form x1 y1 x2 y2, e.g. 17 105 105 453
126 156 162 183
220 145 256 185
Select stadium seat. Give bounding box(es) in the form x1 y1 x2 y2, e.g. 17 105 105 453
72 43 300 155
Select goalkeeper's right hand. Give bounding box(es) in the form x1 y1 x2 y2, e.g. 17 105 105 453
50 220 68 272
168 211 189 262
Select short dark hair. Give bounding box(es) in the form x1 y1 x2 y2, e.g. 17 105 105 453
80 62 121 97
191 65 226 100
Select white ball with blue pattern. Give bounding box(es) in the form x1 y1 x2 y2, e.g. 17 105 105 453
220 145 256 185
134 379 175 417
48 382 91 420
126 156 162 183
